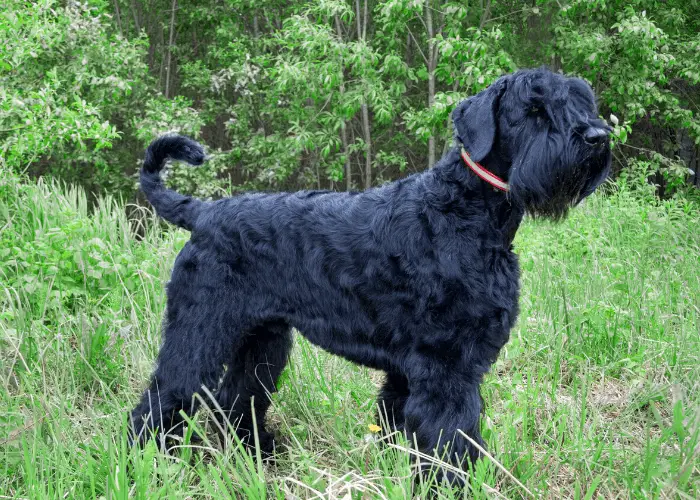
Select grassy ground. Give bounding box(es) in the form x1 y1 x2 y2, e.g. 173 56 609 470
1 169 698 499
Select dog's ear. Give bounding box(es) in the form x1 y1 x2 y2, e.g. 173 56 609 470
452 76 508 162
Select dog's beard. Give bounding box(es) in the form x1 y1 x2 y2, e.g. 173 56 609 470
508 133 611 220
574 147 612 204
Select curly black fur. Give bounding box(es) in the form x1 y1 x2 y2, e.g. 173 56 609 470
130 67 611 484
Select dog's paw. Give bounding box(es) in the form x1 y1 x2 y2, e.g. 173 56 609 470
255 430 277 457
231 427 278 458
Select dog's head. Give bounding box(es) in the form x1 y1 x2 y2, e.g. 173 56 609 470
452 67 612 219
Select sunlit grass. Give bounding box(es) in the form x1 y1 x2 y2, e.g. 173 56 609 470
1 172 698 498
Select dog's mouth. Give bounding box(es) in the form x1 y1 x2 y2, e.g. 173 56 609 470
574 141 612 205
508 134 612 220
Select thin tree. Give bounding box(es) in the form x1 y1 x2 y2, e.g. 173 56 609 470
356 0 372 188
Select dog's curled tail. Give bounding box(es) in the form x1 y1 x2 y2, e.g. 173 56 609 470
140 134 206 231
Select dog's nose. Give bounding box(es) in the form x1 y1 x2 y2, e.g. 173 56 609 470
583 127 609 145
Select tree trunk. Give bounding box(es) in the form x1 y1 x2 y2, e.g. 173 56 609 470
361 103 372 188
356 0 372 188
157 21 165 86
164 0 177 98
113 0 123 36
362 0 368 40
340 123 351 191
426 0 437 168
479 0 492 30
334 15 352 191
315 156 321 190
130 0 141 33
405 32 412 66
443 80 460 155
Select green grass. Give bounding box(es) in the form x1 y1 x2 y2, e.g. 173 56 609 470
1 169 698 499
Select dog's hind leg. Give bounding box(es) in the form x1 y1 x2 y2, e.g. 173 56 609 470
130 243 235 447
129 317 232 448
214 320 293 453
377 371 410 433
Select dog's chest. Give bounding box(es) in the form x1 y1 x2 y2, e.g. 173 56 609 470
426 245 520 320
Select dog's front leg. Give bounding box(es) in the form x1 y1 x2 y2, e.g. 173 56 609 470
376 371 410 432
403 365 487 486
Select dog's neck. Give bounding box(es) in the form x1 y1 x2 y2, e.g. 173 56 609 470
430 147 524 246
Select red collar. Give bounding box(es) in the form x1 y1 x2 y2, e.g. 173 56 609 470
460 147 509 192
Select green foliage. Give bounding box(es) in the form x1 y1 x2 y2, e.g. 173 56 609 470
551 0 700 193
132 96 204 143
0 0 149 190
557 5 686 124
405 27 516 143
0 167 169 390
2 0 699 195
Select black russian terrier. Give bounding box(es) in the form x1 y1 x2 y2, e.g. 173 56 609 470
130 67 611 482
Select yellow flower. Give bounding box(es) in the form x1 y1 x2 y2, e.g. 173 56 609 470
368 424 381 433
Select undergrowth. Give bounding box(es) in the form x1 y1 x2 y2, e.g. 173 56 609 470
1 168 698 498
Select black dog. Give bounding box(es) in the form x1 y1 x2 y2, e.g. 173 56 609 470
130 67 611 482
